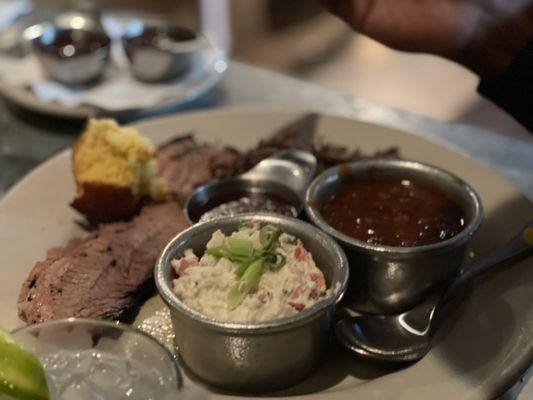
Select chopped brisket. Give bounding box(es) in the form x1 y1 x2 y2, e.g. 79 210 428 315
243 114 399 173
157 135 246 202
246 136 399 174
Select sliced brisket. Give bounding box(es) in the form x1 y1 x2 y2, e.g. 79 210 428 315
18 202 188 323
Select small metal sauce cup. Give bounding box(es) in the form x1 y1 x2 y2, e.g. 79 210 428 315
122 20 206 83
23 17 111 85
305 159 483 314
155 214 349 392
184 150 317 224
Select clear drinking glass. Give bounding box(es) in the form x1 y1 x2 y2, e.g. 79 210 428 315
10 318 182 400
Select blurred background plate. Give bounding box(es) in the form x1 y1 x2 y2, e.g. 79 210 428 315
0 44 227 119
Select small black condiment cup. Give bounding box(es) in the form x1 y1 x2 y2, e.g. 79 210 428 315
305 159 483 314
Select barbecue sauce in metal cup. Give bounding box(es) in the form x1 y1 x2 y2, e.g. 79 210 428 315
321 177 465 247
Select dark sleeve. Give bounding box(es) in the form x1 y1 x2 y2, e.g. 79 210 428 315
477 39 533 133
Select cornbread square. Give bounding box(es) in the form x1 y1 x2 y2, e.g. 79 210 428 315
71 119 167 224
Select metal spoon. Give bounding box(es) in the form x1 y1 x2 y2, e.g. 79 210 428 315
184 114 319 224
185 150 317 223
336 221 533 362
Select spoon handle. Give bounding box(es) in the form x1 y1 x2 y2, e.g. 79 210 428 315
451 220 533 291
434 220 533 326
242 150 317 197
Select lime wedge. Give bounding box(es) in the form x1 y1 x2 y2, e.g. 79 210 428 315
0 329 50 400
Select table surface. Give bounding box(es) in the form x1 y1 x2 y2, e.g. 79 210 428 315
0 61 531 398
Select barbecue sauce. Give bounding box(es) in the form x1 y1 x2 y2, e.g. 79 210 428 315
321 177 465 247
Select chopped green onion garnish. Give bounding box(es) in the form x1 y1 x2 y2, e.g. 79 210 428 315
261 251 276 264
228 237 253 257
270 253 286 270
235 257 257 277
205 247 230 258
228 258 264 310
206 224 290 310
206 247 248 263
259 226 282 251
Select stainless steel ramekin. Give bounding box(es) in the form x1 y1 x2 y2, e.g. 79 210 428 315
305 159 483 315
122 20 207 83
23 19 111 85
155 214 348 393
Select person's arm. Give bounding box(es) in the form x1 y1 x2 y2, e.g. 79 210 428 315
477 39 533 132
320 0 533 131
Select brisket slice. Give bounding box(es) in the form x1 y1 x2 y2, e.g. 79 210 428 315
157 135 246 202
18 202 187 323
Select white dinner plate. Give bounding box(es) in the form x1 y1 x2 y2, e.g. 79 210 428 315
0 107 531 399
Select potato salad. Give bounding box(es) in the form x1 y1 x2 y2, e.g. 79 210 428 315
172 223 327 323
